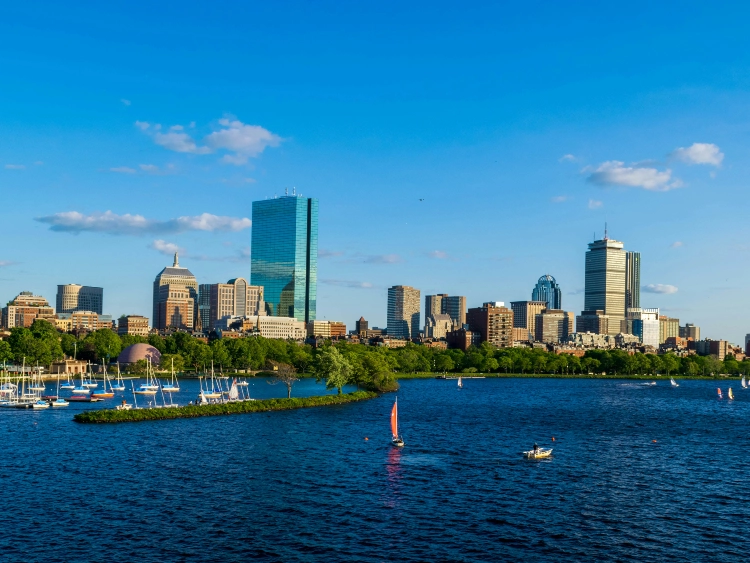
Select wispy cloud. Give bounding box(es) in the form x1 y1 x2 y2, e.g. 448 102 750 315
586 160 681 191
150 239 182 256
588 199 603 209
362 253 403 264
671 143 723 166
318 249 345 259
643 283 678 294
110 166 137 174
670 241 683 248
551 195 569 203
36 211 251 236
559 154 576 162
568 287 585 295
0 260 17 267
139 164 159 172
321 279 374 289
121 99 131 106
427 250 451 260
136 117 282 165
4 164 25 170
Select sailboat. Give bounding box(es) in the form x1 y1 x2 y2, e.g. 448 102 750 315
228 378 240 401
202 363 222 399
457 376 463 389
742 376 747 389
717 388 723 399
390 398 404 447
110 363 126 391
28 364 46 392
162 358 180 393
82 363 98 388
728 387 734 401
670 378 679 387
91 363 115 399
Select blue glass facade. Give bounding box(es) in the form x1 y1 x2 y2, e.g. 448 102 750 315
531 274 562 310
250 196 318 322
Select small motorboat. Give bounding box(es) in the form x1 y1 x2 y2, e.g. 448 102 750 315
115 402 133 411
50 398 69 407
30 400 50 409
523 448 553 459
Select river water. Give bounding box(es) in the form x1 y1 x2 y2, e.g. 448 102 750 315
1 377 748 562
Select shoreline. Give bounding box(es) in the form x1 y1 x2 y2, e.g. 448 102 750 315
73 390 378 424
394 372 739 381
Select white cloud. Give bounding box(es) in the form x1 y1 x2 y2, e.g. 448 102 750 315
588 199 603 209
139 164 159 172
36 210 251 236
671 143 723 166
0 260 17 267
150 239 182 256
321 279 374 289
121 99 131 106
136 117 282 165
33 161 43 166
363 254 403 264
587 161 681 191
153 131 211 154
318 249 344 259
205 118 282 165
559 154 576 162
551 195 569 203
670 241 683 248
110 166 137 174
428 250 449 259
4 164 25 170
643 284 678 294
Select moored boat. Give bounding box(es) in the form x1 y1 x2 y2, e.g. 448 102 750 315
523 448 553 459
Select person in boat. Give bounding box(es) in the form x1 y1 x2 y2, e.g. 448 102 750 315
533 443 539 454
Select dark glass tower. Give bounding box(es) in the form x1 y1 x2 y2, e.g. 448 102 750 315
531 274 562 310
625 251 641 311
251 195 318 322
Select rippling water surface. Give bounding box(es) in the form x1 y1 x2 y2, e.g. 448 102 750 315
2 377 749 562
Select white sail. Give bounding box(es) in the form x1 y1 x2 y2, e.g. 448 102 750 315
228 380 239 400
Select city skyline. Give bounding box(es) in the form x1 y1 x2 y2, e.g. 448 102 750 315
2 3 749 342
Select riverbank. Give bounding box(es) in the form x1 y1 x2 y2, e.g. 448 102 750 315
73 390 378 423
395 372 740 380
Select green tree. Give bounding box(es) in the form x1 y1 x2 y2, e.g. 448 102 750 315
84 329 122 363
0 340 12 363
267 362 299 398
210 340 231 371
434 353 455 373
661 354 679 376
161 353 185 373
314 346 352 394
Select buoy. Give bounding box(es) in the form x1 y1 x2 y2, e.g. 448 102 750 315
364 437 368 441
551 437 555 441
652 440 657 443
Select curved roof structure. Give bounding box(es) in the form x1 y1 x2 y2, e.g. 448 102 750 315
117 343 162 365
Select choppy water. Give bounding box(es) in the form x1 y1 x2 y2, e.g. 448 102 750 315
1 377 749 562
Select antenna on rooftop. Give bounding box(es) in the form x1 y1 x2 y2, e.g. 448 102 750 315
285 187 288 196
604 222 608 240
292 186 296 196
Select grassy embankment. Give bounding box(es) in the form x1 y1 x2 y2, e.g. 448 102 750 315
394 372 737 380
74 390 378 423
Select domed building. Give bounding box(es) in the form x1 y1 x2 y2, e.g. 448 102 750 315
117 343 162 366
532 274 562 310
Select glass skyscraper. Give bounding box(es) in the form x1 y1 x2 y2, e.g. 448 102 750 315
251 196 318 322
531 274 562 310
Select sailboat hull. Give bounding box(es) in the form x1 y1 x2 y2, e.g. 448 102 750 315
391 438 405 447
91 392 114 398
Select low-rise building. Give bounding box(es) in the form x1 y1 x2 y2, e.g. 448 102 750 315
254 315 306 340
466 302 513 348
424 313 454 339
56 311 113 332
446 328 481 351
1 292 56 329
695 339 728 360
534 309 572 344
118 315 149 336
307 320 347 339
576 310 609 335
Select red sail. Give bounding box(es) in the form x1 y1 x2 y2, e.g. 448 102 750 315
391 400 398 438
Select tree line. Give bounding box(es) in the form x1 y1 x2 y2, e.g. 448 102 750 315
1 321 746 383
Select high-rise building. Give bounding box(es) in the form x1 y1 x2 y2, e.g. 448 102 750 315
387 285 421 339
198 284 212 331
629 308 660 348
56 284 103 315
584 234 627 335
423 294 466 331
466 302 513 348
251 194 318 322
575 310 609 335
534 309 572 343
531 275 562 310
153 253 198 330
659 315 680 344
679 323 700 341
156 284 194 330
355 317 369 334
510 301 547 341
1 292 56 329
625 252 641 311
206 278 264 329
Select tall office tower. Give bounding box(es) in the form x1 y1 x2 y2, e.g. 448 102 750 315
156 285 194 330
584 234 626 335
466 302 514 348
679 323 700 341
424 294 448 321
531 275 562 310
509 301 548 340
153 253 199 330
198 284 212 331
355 317 369 334
207 278 265 329
56 284 104 315
387 285 421 339
625 251 641 311
442 295 467 328
659 315 680 344
534 309 572 344
251 194 318 322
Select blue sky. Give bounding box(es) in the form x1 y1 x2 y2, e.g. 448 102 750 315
1 1 749 342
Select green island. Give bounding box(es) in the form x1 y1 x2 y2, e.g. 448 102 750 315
74 390 378 423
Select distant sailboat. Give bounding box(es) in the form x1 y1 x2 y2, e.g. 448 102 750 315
228 379 239 401
670 378 679 387
728 387 734 401
457 376 463 389
162 358 180 393
91 363 115 399
717 388 723 399
742 376 747 389
390 398 404 447
110 363 126 391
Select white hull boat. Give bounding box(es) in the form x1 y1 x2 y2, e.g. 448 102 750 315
523 448 553 459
